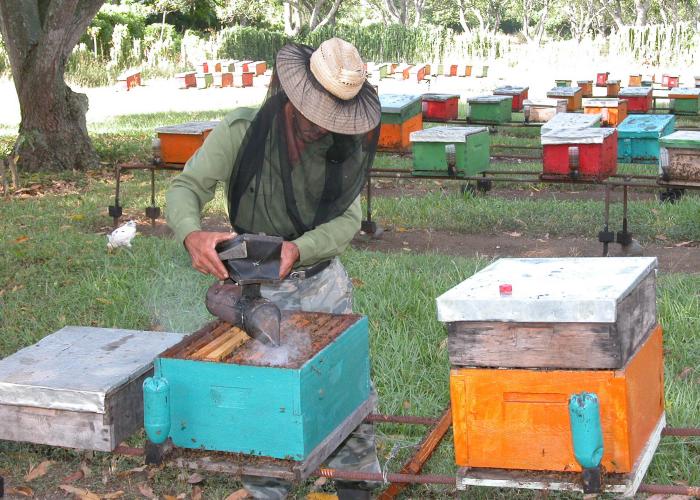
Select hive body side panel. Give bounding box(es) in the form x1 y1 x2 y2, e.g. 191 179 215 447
300 317 371 456
463 130 490 175
612 271 657 363
450 366 637 472
622 325 664 465
158 358 305 459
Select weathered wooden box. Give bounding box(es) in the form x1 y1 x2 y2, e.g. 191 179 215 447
669 88 700 115
523 99 567 123
629 74 642 86
148 313 371 460
0 326 184 451
467 95 512 124
618 115 675 163
437 257 658 369
155 121 219 164
555 79 572 87
251 60 267 75
238 60 254 72
421 93 459 121
659 131 700 186
195 72 213 89
410 126 489 177
212 72 233 88
438 63 458 76
379 94 423 151
117 69 141 91
176 71 196 89
577 80 593 98
541 128 617 180
409 64 428 82
437 257 663 473
493 86 529 112
619 86 653 113
393 63 413 80
449 325 664 473
546 87 582 112
457 63 472 77
606 80 621 97
583 98 628 127
540 112 600 135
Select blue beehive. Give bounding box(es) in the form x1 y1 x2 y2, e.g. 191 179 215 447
144 312 370 460
617 115 676 163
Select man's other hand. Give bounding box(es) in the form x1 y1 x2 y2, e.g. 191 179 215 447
280 241 300 279
184 231 234 280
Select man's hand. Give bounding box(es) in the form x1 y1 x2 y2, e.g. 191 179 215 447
279 241 300 279
184 231 235 280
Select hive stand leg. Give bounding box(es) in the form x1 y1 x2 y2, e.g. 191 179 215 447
145 166 161 227
598 185 614 256
109 165 123 228
361 176 383 239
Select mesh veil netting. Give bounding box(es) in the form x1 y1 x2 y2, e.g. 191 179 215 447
227 43 380 240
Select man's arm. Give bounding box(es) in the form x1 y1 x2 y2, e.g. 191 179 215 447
291 195 362 267
166 117 248 278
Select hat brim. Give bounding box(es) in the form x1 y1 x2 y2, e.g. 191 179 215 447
275 43 381 135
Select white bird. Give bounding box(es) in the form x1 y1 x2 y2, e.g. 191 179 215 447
107 220 137 250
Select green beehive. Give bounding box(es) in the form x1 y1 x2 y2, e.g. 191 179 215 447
195 73 213 89
669 88 700 115
409 126 490 177
467 95 512 124
380 94 422 124
555 79 572 87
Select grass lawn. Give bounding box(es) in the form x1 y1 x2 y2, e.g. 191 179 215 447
0 111 698 498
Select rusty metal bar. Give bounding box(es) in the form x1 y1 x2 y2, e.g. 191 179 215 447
365 414 440 425
638 483 700 496
317 468 456 485
379 406 452 500
663 427 700 437
113 445 144 456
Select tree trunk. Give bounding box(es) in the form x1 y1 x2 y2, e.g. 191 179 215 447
602 0 625 30
634 0 650 26
0 0 104 172
283 1 303 36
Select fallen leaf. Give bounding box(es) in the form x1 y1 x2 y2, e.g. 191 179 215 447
674 241 696 247
402 400 411 410
677 367 693 380
6 486 34 497
505 231 522 237
102 492 125 499
14 235 30 243
188 473 205 484
138 482 157 499
306 494 337 500
25 460 54 482
59 485 100 500
61 470 85 483
80 462 92 478
225 489 250 500
656 234 668 241
95 297 113 305
192 485 203 500
351 278 364 288
70 214 85 221
439 338 448 350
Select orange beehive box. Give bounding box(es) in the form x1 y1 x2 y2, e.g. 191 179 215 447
584 98 628 127
155 121 219 164
607 80 621 97
378 94 423 151
450 325 664 474
252 60 267 75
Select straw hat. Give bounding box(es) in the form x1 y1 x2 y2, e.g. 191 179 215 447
276 38 381 135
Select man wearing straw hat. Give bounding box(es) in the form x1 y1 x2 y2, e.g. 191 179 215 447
166 38 381 499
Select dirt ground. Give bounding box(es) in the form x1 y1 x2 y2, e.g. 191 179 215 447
122 211 699 275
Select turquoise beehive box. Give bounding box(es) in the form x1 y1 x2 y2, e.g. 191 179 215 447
617 115 675 164
144 313 371 460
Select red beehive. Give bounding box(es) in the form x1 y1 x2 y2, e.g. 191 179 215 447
662 74 679 89
596 72 609 87
541 128 618 180
494 86 529 112
421 93 459 121
232 72 254 87
619 86 653 113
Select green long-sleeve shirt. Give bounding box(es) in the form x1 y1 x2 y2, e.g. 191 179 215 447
165 108 362 267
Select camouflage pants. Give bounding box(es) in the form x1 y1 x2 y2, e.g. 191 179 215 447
243 258 381 499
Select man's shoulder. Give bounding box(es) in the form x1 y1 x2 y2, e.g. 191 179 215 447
222 107 260 127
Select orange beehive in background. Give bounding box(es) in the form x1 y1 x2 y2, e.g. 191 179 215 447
437 257 664 476
378 94 423 151
450 325 663 473
155 121 219 164
584 98 628 127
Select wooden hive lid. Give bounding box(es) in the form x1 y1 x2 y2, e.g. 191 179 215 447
546 86 582 97
541 112 600 134
436 257 657 323
668 87 700 98
156 121 220 136
584 97 623 108
660 130 700 148
467 95 511 103
0 327 185 413
617 114 675 137
379 93 422 112
410 126 487 143
421 93 459 101
541 127 616 145
619 86 653 97
493 85 529 95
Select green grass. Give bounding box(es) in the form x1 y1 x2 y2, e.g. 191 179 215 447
0 109 699 497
